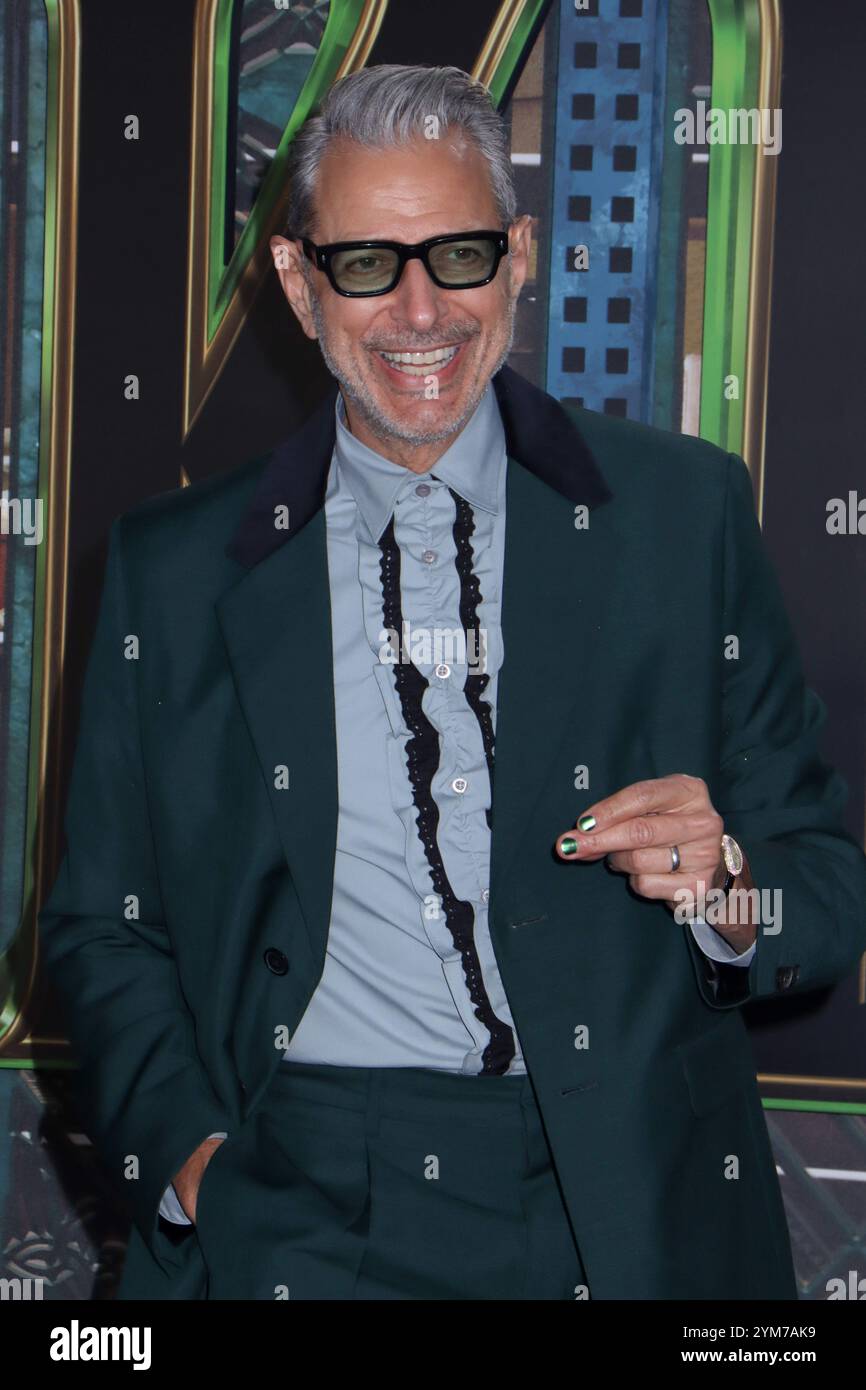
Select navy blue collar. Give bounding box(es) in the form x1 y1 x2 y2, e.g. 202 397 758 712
226 363 612 569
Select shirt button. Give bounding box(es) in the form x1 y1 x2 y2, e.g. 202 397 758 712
452 777 468 794
422 549 437 564
415 482 431 497
481 889 490 903
435 663 451 679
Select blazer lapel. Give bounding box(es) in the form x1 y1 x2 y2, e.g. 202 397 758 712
216 386 340 970
483 366 615 912
490 456 619 913
215 512 337 972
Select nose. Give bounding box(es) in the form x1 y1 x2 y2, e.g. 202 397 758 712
387 255 446 333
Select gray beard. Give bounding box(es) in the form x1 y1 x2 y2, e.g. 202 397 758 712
305 273 516 448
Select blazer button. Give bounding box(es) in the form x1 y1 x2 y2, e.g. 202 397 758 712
775 964 799 991
264 947 289 976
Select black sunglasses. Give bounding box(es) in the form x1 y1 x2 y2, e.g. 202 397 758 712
301 230 510 297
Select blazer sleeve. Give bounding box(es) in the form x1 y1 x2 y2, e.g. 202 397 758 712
37 516 231 1270
685 451 866 1008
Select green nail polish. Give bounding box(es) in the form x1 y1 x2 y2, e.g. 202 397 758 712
560 837 579 856
577 814 596 832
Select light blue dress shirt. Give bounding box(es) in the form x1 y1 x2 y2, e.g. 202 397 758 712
283 382 519 1073
159 383 754 1224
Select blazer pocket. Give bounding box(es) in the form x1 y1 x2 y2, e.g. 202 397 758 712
677 1017 755 1118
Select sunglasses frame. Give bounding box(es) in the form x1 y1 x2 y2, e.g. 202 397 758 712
300 229 511 297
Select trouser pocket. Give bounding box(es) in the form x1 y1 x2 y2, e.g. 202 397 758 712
193 1124 248 1292
193 1104 370 1300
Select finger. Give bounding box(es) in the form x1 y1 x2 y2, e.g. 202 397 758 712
627 872 692 901
558 812 721 861
556 829 606 861
607 841 724 875
574 774 710 835
572 776 685 834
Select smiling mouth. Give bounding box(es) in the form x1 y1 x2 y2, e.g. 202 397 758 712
375 343 463 376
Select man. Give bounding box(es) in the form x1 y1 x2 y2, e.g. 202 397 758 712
39 64 866 1301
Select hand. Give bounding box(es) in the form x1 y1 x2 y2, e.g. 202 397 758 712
555 774 756 953
171 1135 225 1224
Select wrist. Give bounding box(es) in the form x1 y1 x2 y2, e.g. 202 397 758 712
709 848 757 951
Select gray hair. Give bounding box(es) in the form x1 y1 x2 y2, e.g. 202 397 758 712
284 64 517 241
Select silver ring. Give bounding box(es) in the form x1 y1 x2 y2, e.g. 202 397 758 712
670 845 681 872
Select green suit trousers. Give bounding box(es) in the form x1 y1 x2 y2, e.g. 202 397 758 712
191 1061 587 1300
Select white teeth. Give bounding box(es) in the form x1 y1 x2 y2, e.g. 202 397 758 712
378 345 460 375
382 346 458 363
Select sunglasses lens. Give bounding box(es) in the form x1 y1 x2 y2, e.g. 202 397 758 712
331 247 400 293
428 237 499 285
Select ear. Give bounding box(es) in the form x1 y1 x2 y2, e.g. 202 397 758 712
506 215 534 300
269 235 319 341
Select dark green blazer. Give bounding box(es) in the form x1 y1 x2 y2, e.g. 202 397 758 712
38 364 866 1300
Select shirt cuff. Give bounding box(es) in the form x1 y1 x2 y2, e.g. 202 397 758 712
158 1131 228 1226
689 916 756 968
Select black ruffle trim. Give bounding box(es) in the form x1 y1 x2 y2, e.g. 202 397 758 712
378 514 515 1076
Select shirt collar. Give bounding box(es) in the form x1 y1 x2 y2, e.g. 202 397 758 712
333 383 505 542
